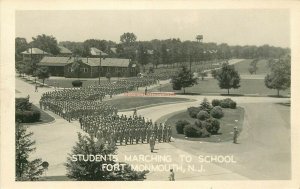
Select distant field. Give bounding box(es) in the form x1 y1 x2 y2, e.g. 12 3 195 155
106 96 190 110
233 59 270 75
151 78 290 96
165 107 244 142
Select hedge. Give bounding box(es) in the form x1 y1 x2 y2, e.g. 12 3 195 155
183 125 200 137
72 80 83 87
187 107 201 118
175 120 190 134
16 110 41 123
210 106 224 119
196 110 210 121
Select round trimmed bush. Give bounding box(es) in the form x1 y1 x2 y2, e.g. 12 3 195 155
187 107 201 118
229 101 237 109
210 106 224 119
183 125 199 137
196 110 210 121
212 99 221 107
72 80 83 87
175 120 190 134
205 118 220 134
199 127 211 137
220 100 230 108
194 120 203 128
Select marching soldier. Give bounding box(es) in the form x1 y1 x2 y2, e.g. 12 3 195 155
233 126 239 144
149 135 155 153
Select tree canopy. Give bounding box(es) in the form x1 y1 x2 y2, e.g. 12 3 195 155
215 63 241 94
65 133 148 181
30 34 60 55
264 57 291 96
171 66 198 93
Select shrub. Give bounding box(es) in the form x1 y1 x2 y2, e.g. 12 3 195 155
72 80 83 87
210 106 224 119
205 118 220 134
212 99 221 107
229 101 237 109
220 100 230 108
175 120 190 134
16 98 32 111
199 98 212 113
196 110 210 121
16 110 41 123
194 120 203 128
199 127 211 137
183 125 200 137
187 107 201 118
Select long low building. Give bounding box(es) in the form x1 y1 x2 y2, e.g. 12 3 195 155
38 56 137 78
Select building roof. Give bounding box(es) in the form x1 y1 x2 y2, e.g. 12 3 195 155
38 56 74 66
21 48 49 55
58 46 72 54
90 47 108 56
110 47 117 54
80 57 130 67
38 56 130 67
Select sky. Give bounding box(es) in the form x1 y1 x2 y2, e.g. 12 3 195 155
16 10 290 48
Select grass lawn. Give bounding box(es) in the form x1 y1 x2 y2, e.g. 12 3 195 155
39 176 74 181
233 59 269 75
24 105 55 126
151 78 290 97
165 107 244 143
106 96 191 110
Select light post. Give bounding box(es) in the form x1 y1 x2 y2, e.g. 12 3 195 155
98 52 102 85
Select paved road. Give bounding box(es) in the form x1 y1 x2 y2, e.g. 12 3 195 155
16 77 290 180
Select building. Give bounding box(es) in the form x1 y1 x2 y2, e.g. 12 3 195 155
38 56 137 78
21 48 49 63
90 47 108 57
58 46 72 56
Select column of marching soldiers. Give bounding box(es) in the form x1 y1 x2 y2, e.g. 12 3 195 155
39 75 174 146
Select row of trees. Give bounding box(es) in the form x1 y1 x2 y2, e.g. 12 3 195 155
171 56 291 96
16 33 290 67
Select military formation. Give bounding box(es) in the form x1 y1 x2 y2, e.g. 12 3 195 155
38 76 173 146
80 114 172 146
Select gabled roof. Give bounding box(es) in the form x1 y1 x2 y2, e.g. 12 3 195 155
58 46 72 54
80 57 130 67
38 56 74 66
90 47 108 56
38 56 131 67
21 48 49 55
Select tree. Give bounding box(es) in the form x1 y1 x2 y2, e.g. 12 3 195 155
264 57 290 96
15 37 28 62
16 122 44 181
215 63 241 94
248 59 258 74
171 66 198 93
120 32 137 46
71 58 83 79
36 67 50 86
30 34 60 55
106 72 111 82
65 133 148 181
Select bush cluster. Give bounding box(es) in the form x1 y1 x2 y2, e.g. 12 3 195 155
187 107 201 118
16 110 41 123
175 120 190 134
199 98 212 113
72 80 83 87
183 125 199 137
196 110 210 121
214 98 237 109
210 106 224 119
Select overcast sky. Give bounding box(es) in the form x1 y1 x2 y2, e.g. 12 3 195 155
16 10 290 48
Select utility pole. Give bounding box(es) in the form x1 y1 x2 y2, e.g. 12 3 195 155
98 51 102 85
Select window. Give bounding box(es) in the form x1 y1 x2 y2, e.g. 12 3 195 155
68 67 73 72
80 68 89 73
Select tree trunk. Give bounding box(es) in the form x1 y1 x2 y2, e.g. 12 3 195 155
183 88 185 94
277 89 280 97
228 88 230 95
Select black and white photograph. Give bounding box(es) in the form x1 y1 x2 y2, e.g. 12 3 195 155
1 0 300 188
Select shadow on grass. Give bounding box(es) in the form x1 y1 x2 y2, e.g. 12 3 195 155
268 95 290 98
220 94 245 97
175 92 202 95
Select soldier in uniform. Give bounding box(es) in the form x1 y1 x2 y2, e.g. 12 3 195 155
149 135 155 153
233 126 239 144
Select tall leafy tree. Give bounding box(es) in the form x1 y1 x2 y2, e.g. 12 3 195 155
36 67 50 86
65 133 148 181
16 122 44 181
120 32 137 46
30 34 60 55
248 59 259 75
171 66 197 93
71 58 83 79
15 37 28 61
265 57 291 96
137 44 149 67
215 63 241 94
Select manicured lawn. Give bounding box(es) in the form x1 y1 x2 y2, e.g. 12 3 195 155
233 59 270 75
106 96 191 110
24 105 55 126
165 107 244 142
151 78 290 96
